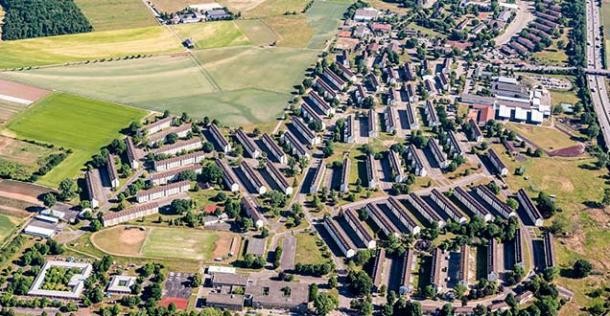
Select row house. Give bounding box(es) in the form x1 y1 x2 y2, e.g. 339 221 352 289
215 159 240 192
154 150 205 172
152 138 202 156
262 133 288 164
301 103 326 130
406 144 427 177
209 123 231 154
240 161 267 195
136 180 190 203
235 129 260 159
265 161 293 195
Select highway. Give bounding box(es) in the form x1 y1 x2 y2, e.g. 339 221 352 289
586 0 610 148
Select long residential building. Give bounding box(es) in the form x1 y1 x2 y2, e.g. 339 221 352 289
209 123 231 153
487 149 508 176
366 203 401 237
340 157 350 193
315 77 338 99
405 102 419 129
487 238 501 281
125 137 141 169
513 228 525 267
365 154 378 188
341 208 376 249
291 116 320 146
543 231 555 268
467 119 484 142
216 159 240 192
301 103 326 130
241 196 266 228
309 159 326 194
235 129 260 159
265 161 293 195
344 114 355 143
475 185 516 219
431 248 445 292
143 116 173 134
372 248 386 292
428 139 449 169
240 161 266 195
459 245 469 286
150 164 202 186
405 193 445 228
308 91 334 116
367 109 378 137
152 138 202 156
262 133 288 164
281 131 310 159
387 197 421 234
447 131 465 158
154 150 206 172
424 100 440 127
429 189 467 223
406 144 427 176
399 250 415 295
323 67 346 89
136 180 190 203
385 106 398 133
388 149 406 182
147 123 192 146
516 189 544 227
453 187 493 222
106 155 120 189
85 169 104 208
323 216 356 258
102 202 160 227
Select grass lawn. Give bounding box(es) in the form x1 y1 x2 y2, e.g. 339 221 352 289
245 0 309 17
550 90 580 107
263 16 313 48
234 19 278 46
294 232 325 265
0 25 184 69
142 227 219 260
505 123 578 151
305 0 352 49
5 93 147 187
172 22 250 49
74 0 158 31
0 214 21 243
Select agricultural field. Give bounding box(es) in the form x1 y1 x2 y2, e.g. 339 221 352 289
0 100 27 126
172 21 250 49
0 136 63 180
0 214 21 243
234 19 278 45
74 0 158 31
245 0 309 17
91 225 235 261
5 93 147 187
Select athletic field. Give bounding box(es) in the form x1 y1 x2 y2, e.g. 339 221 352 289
5 93 147 187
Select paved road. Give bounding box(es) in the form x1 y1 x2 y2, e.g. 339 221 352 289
280 234 296 271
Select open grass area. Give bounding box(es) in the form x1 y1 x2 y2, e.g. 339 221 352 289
0 214 21 243
263 16 313 48
0 136 63 178
245 0 309 17
294 231 325 265
74 0 158 31
172 22 250 49
306 0 352 49
92 225 230 261
550 90 580 107
5 93 147 187
0 26 184 69
505 123 578 151
234 19 278 45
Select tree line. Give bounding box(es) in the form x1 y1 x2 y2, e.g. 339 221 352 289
0 0 92 40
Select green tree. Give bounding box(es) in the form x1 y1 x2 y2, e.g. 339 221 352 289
58 178 78 201
314 293 338 315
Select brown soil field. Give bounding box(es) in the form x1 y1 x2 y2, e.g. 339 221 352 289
0 179 54 203
0 79 49 102
212 231 239 260
549 144 585 157
91 226 149 257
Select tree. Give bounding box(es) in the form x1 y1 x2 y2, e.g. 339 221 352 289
601 188 610 206
422 284 437 299
352 249 372 266
41 193 56 208
314 293 338 315
308 283 318 302
200 162 223 184
58 178 78 201
347 270 373 296
572 259 593 278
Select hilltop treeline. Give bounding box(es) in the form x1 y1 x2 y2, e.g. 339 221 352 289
0 0 92 40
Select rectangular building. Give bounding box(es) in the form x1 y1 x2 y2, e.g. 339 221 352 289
372 248 386 292
543 231 555 268
343 114 355 143
309 159 326 194
431 248 446 292
475 185 516 219
516 189 544 227
340 157 350 193
367 109 378 137
235 129 260 159
459 245 469 286
262 133 288 164
147 123 192 146
405 193 445 228
487 149 508 176
468 119 483 142
241 196 266 228
102 202 160 227
136 180 190 203
240 161 266 195
216 159 240 192
291 116 320 146
341 208 376 249
405 102 419 129
154 150 205 172
323 68 346 89
386 197 421 235
366 202 401 237
453 187 493 222
85 169 104 208
323 216 356 258
143 116 173 135
487 239 501 281
281 131 310 159
447 131 465 158
265 161 293 195
209 123 231 154
425 100 440 127
150 164 202 186
365 154 378 189
153 138 203 156
428 139 449 169
399 250 415 295
429 189 467 223
125 137 141 169
388 149 406 183
406 144 427 177
385 106 398 133
301 103 326 130
308 91 334 116
106 155 120 189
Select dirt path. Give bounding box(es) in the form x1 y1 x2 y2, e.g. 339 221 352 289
495 1 535 46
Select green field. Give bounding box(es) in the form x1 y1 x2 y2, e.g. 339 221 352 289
295 232 325 265
173 21 251 49
142 227 220 260
74 0 158 31
5 93 147 187
234 19 278 46
305 0 352 49
0 214 20 243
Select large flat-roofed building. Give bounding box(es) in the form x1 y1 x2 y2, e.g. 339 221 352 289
235 129 260 159
265 161 293 195
246 280 309 312
241 196 266 228
85 169 104 208
453 187 493 222
216 159 240 192
429 189 467 223
353 7 378 21
154 151 205 172
341 208 376 249
240 161 266 195
102 202 160 227
262 133 288 164
406 144 427 177
487 149 508 176
206 292 244 311
136 180 190 203
107 275 137 295
516 189 544 227
475 185 516 219
143 116 173 135
405 193 445 228
208 123 231 154
323 216 357 258
28 261 93 300
152 138 203 156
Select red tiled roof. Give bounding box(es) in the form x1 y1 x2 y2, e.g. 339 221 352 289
478 105 495 123
204 204 218 214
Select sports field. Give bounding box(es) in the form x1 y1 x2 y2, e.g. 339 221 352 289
5 93 147 187
0 214 21 243
91 225 235 261
74 0 158 31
